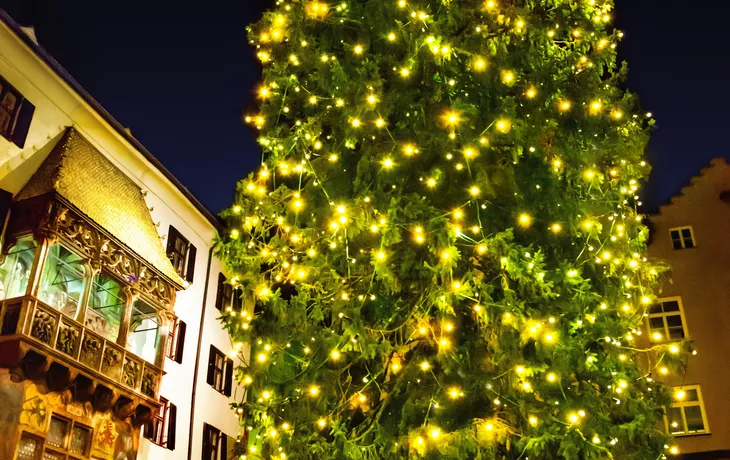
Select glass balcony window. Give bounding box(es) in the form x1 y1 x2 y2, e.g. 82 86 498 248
128 300 161 364
0 237 36 300
86 272 125 342
38 244 86 319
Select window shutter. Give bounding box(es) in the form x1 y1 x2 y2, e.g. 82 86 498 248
143 421 153 440
10 98 34 148
166 403 177 450
224 357 234 397
206 345 216 385
202 424 211 458
166 226 179 256
220 433 228 460
233 287 242 311
215 273 225 311
174 321 186 364
186 243 197 283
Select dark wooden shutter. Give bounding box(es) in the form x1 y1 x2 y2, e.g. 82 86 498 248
206 345 216 386
233 287 242 311
220 433 228 460
174 321 186 364
224 357 233 396
10 98 34 148
185 243 197 283
166 403 177 450
215 273 225 311
143 421 153 440
166 225 180 256
202 423 211 458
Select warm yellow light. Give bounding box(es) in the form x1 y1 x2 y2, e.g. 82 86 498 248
448 386 463 399
550 223 562 234
675 390 686 400
330 350 341 360
470 186 481 197
317 418 327 428
528 416 538 426
400 68 411 78
353 44 364 55
426 178 437 188
501 70 515 84
660 366 669 375
402 144 418 156
376 251 387 261
383 158 394 169
589 100 603 115
262 390 272 400
420 361 430 371
525 86 538 99
568 413 579 424
611 110 624 120
429 428 441 439
243 375 253 385
398 0 407 7
518 213 532 228
367 94 378 105
309 386 320 396
558 100 572 112
495 118 511 133
669 344 680 354
669 446 679 455
388 32 397 42
652 332 663 341
443 110 462 126
484 0 496 10
351 118 362 128
473 58 487 72
306 1 330 19
546 372 557 382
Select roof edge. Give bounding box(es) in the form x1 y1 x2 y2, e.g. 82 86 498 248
655 157 729 215
0 9 221 231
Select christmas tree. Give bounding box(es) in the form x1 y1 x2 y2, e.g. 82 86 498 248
217 0 684 458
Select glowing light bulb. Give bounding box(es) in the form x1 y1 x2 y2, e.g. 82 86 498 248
558 100 572 112
525 86 537 99
546 372 557 382
518 213 532 228
383 158 394 169
420 361 430 371
353 44 364 55
330 350 341 360
309 386 320 396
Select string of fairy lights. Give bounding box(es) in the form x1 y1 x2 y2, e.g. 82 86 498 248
219 0 689 457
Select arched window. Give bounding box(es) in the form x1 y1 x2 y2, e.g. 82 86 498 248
0 236 36 300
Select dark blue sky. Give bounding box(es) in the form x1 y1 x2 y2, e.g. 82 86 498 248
1 0 728 213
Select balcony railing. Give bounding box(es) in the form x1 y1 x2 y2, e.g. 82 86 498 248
0 295 161 402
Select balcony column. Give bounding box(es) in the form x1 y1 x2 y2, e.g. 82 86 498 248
76 259 101 326
117 285 138 349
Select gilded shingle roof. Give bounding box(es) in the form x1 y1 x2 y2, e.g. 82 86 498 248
16 128 184 286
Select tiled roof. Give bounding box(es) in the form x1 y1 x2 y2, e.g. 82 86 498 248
16 128 184 286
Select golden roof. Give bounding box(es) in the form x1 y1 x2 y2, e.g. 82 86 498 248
16 128 185 286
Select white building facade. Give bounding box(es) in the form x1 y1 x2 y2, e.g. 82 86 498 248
0 10 241 460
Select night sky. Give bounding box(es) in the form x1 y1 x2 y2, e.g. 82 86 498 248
1 0 728 214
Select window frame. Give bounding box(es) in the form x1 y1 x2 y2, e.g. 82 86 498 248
647 296 689 343
16 431 44 460
207 345 233 396
0 74 35 148
144 396 177 450
42 413 93 459
166 318 186 363
669 226 696 250
166 225 196 283
666 385 710 436
202 423 228 460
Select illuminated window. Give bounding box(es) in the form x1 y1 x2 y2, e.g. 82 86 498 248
667 385 709 436
38 244 86 319
0 74 35 148
0 237 37 300
86 272 125 342
43 414 93 458
647 297 687 342
128 300 162 364
16 432 43 459
670 226 695 249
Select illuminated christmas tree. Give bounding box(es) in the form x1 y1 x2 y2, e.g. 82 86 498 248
217 0 685 458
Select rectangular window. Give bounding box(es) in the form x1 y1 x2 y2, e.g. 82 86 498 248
0 236 37 300
207 345 233 396
215 274 241 312
86 272 125 342
166 318 186 363
42 414 93 458
670 226 695 249
202 423 228 460
16 432 43 460
166 226 197 283
667 385 709 436
38 244 87 320
0 75 35 148
648 297 688 342
145 397 177 450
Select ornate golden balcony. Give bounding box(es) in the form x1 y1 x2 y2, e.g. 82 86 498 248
0 294 163 416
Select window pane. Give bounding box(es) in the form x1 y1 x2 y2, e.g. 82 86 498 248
662 301 680 312
684 405 705 433
667 407 684 434
38 245 86 319
1 91 17 111
649 317 664 330
47 416 69 448
648 304 662 314
668 327 685 340
684 237 695 248
683 389 699 402
16 433 41 460
86 273 125 342
128 300 161 363
70 425 91 454
666 314 683 327
0 237 36 300
681 228 692 238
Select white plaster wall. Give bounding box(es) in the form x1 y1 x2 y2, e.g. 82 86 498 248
0 19 243 460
